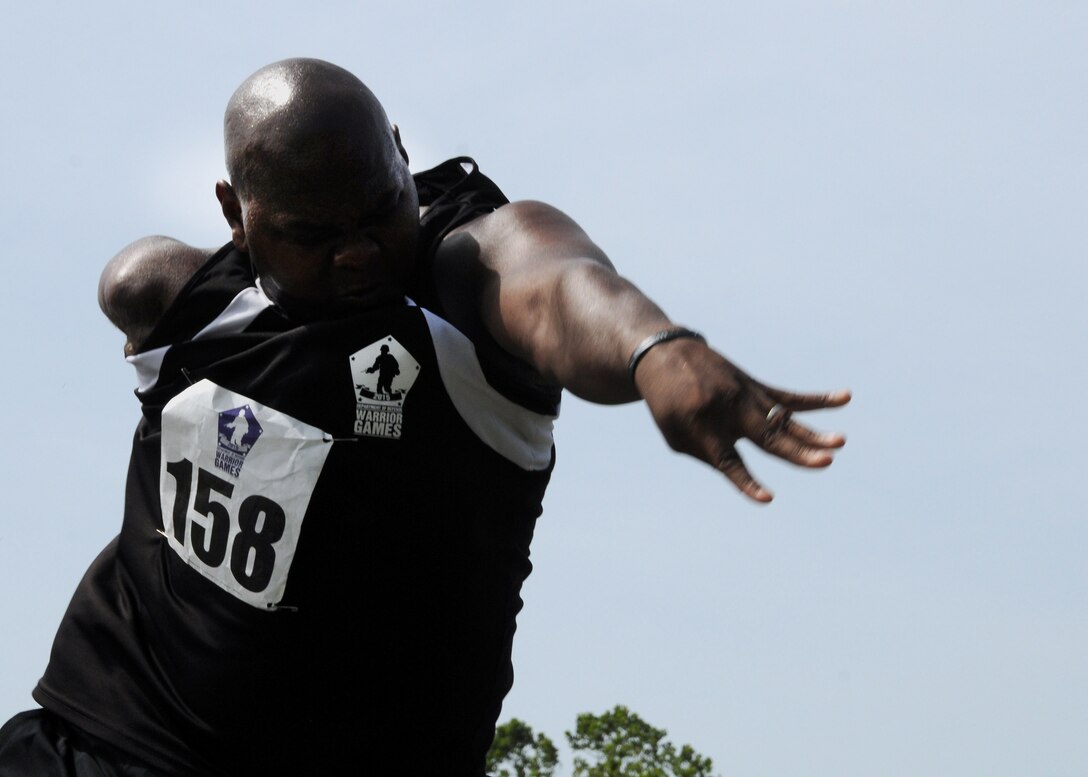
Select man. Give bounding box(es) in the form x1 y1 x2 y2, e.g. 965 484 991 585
0 59 848 776
366 344 400 398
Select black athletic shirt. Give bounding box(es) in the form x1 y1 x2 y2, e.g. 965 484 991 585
34 159 559 777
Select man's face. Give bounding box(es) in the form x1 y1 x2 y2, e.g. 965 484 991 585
232 136 420 318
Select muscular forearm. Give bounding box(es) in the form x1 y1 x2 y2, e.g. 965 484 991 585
510 257 679 403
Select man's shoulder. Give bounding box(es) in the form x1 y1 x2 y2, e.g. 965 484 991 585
99 237 219 355
446 200 564 242
439 199 603 281
413 158 577 268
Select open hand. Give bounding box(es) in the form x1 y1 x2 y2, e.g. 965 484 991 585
634 337 850 502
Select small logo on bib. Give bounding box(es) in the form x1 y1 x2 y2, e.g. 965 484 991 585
349 336 420 439
215 405 263 477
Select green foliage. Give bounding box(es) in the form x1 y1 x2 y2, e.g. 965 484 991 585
565 706 716 777
487 718 560 777
488 706 716 777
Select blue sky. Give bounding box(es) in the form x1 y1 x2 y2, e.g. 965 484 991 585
2 2 1085 775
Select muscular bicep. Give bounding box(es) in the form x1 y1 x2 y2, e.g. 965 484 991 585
475 202 616 361
436 202 609 366
481 200 613 271
99 236 211 356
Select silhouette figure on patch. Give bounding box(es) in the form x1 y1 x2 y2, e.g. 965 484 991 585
366 345 400 397
225 409 250 448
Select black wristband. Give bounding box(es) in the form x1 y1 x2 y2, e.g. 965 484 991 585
627 327 706 384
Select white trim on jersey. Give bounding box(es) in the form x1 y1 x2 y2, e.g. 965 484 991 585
421 308 556 471
127 285 275 392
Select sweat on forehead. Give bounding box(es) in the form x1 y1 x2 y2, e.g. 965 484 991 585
224 58 397 197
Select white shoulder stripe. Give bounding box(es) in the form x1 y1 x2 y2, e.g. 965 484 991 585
127 285 274 392
421 309 557 471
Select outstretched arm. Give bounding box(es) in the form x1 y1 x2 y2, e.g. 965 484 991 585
437 200 849 502
99 236 212 355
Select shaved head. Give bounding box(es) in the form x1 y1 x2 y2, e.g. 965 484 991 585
214 58 419 318
224 58 400 200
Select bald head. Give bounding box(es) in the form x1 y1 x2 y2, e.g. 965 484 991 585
224 58 401 200
214 59 419 318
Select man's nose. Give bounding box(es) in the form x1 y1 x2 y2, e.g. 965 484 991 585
333 231 381 269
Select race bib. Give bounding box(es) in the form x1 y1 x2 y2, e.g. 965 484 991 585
160 380 332 609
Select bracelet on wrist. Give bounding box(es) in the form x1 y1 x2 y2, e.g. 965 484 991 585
627 327 706 384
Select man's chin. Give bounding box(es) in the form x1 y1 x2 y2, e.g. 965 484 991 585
341 288 403 307
279 292 402 321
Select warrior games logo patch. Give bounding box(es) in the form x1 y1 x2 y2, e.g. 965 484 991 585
349 336 420 439
215 405 263 477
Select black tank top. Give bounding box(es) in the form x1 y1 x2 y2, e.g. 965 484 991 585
34 160 558 777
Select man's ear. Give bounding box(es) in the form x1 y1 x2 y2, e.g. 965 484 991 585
216 180 247 251
392 124 410 166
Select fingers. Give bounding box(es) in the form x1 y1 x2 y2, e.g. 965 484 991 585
781 417 847 449
758 419 836 468
716 420 839 503
647 359 849 501
753 384 849 451
701 383 848 499
765 409 846 453
759 385 852 412
716 447 774 503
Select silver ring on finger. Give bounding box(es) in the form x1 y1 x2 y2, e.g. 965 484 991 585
766 403 792 426
763 404 792 443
